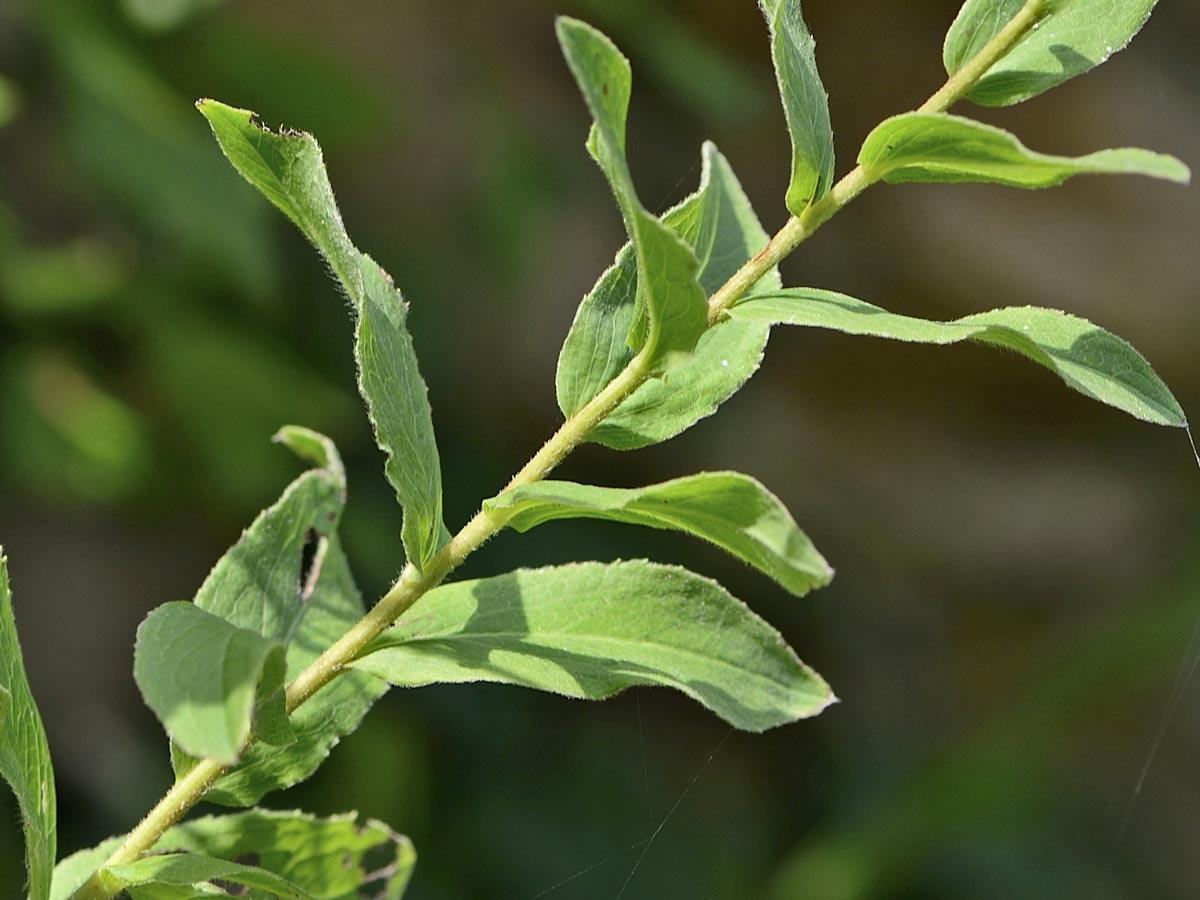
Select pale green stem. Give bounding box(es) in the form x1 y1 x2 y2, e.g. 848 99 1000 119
70 6 1046 897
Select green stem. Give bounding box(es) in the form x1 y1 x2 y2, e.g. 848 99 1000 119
70 5 1047 897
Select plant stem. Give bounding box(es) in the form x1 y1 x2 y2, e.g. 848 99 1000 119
69 5 1046 896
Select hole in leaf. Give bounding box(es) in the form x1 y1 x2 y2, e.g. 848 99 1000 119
298 528 326 602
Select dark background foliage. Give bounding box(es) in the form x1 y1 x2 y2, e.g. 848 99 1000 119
2 1 1199 897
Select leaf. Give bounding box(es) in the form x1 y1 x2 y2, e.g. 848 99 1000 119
107 854 313 900
134 602 292 765
556 142 774 449
51 811 415 900
193 538 389 807
758 0 835 212
944 0 1160 107
555 17 708 373
352 561 834 732
0 551 57 900
859 112 1190 188
731 290 1185 427
197 100 447 569
485 473 833 597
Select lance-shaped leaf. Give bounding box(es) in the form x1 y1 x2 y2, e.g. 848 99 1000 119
944 0 1159 107
556 17 708 372
485 474 832 597
352 561 834 732
197 100 447 569
51 811 415 900
0 552 57 900
106 855 313 900
191 537 389 807
759 0 835 212
556 142 774 449
732 290 1185 427
135 602 292 765
859 113 1189 188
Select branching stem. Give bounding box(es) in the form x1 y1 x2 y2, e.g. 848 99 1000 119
69 5 1044 897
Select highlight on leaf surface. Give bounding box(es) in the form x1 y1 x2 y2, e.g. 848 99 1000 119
352 561 835 732
197 99 448 570
485 473 833 597
731 290 1185 427
944 0 1160 106
0 551 57 900
859 113 1190 188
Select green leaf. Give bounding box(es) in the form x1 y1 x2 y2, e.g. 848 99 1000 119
485 473 833 597
758 0 835 212
352 561 834 732
134 602 292 765
556 142 774 449
731 290 1185 427
193 538 389 807
944 0 1159 107
51 811 415 900
0 552 57 900
107 854 313 900
859 112 1190 188
555 17 708 373
197 100 447 570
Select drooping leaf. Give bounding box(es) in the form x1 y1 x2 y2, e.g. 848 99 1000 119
944 0 1159 107
555 17 708 372
556 142 775 449
859 113 1189 188
0 552 57 900
197 100 447 569
758 0 835 212
51 811 415 900
485 473 833 597
134 602 292 765
106 854 313 900
352 561 834 732
732 290 1185 427
192 538 389 807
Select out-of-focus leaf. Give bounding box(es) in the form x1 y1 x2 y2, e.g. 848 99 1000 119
556 142 774 449
944 0 1159 106
555 17 708 372
134 602 292 764
353 561 835 732
0 552 57 900
859 113 1189 187
0 74 22 128
198 100 448 569
732 290 1185 426
758 0 835 212
486 473 833 597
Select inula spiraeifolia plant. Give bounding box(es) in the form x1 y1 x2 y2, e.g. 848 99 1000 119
1 1 1191 897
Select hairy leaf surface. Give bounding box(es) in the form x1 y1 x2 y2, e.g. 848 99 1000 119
860 113 1189 188
486 474 833 597
0 552 56 900
556 143 775 449
944 0 1159 106
732 290 1185 426
198 100 446 569
556 17 708 372
353 561 834 732
758 0 835 211
135 602 292 764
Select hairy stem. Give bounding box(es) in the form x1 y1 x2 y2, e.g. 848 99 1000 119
70 5 1045 896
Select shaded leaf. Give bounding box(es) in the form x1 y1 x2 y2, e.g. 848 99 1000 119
197 100 447 569
0 552 56 900
134 602 292 765
353 561 834 732
107 854 312 900
556 142 774 449
486 473 833 597
758 0 835 212
555 17 708 372
732 290 1185 426
859 112 1189 188
944 0 1159 107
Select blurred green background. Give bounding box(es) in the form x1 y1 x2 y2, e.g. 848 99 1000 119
2 1 1199 897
